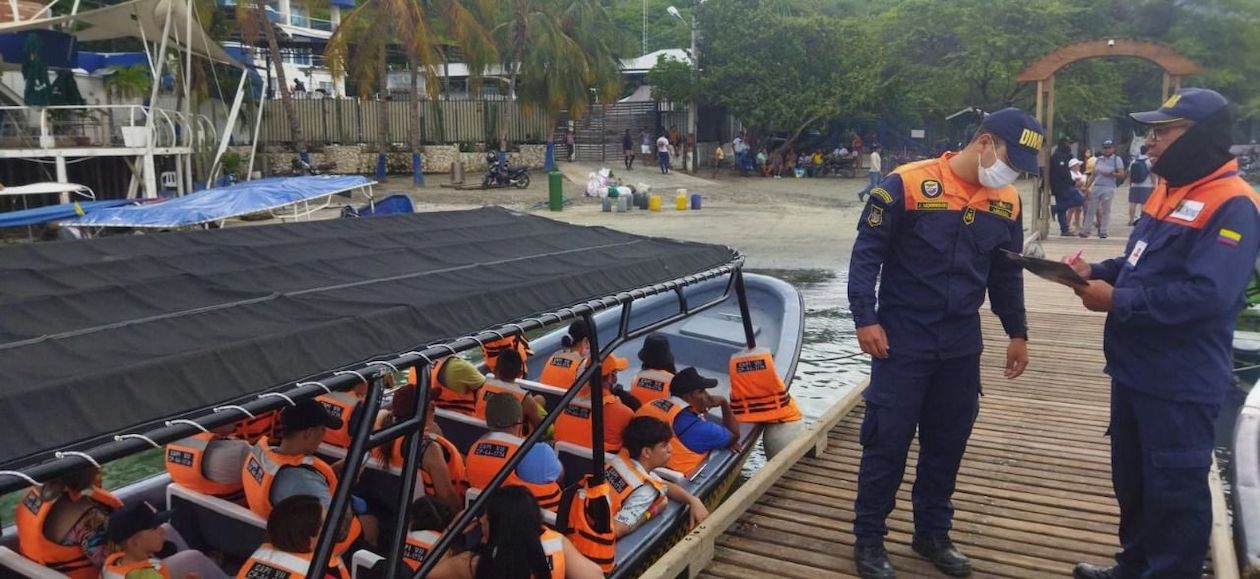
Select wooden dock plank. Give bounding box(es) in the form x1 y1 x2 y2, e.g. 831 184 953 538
644 236 1235 579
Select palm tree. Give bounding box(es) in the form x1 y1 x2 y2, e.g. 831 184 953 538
328 0 496 182
237 0 308 161
489 0 625 154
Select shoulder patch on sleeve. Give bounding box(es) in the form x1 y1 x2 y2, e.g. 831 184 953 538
867 205 884 227
870 187 894 205
1218 228 1242 247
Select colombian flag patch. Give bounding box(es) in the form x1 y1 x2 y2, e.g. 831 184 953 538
1218 228 1242 247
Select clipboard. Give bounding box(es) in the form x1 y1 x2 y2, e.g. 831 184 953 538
1000 249 1088 288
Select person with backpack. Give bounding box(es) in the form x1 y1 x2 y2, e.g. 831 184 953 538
1081 140 1126 239
1127 144 1156 225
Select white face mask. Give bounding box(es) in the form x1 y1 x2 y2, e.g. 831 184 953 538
978 139 1021 188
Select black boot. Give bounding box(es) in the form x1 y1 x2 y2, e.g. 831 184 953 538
1072 563 1120 579
911 535 971 577
853 542 895 579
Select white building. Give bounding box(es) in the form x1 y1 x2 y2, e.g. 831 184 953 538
220 0 354 97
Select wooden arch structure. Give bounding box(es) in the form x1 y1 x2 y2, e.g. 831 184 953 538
1019 39 1204 238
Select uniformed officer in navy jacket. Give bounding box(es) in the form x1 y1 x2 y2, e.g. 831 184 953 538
1067 89 1260 579
847 108 1043 578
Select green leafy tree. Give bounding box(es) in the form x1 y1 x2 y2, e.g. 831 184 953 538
645 54 693 104
237 0 310 157
697 0 878 152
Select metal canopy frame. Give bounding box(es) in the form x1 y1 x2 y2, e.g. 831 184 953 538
0 250 754 579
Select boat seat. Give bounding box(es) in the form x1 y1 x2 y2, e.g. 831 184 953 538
555 441 615 488
166 483 265 561
434 409 489 455
0 546 65 578
517 379 569 412
351 549 386 579
465 487 556 527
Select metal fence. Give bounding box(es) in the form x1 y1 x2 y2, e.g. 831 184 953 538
258 98 552 146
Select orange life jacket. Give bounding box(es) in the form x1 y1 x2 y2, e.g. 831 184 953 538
15 486 122 578
538 350 588 389
233 411 278 444
555 394 623 452
165 432 244 498
401 529 441 571
560 475 615 573
629 369 673 404
376 430 469 498
603 450 668 518
102 553 170 579
635 398 708 476
239 438 361 556
728 348 802 424
315 390 362 448
474 379 528 421
482 335 533 375
464 431 563 511
539 528 567 579
410 358 479 415
236 544 350 579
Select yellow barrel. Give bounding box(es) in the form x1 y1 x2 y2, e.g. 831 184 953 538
648 195 663 212
675 189 688 211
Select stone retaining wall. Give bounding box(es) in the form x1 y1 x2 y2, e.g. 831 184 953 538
225 144 549 178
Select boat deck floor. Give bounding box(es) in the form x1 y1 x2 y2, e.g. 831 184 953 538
660 236 1229 578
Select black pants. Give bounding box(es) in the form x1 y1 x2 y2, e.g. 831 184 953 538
853 354 981 544
1108 383 1218 579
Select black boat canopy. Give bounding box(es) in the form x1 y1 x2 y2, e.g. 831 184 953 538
0 207 733 470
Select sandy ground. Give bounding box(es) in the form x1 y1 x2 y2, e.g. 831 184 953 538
361 161 1050 270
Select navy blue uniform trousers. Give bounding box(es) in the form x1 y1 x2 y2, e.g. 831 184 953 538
853 353 981 544
1109 382 1219 579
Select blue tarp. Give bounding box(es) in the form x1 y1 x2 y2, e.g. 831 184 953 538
65 176 373 229
0 200 133 228
0 30 77 70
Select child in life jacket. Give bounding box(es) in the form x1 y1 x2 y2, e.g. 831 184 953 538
101 501 227 579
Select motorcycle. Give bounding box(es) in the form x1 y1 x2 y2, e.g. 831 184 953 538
1240 151 1259 184
482 154 531 189
291 157 337 176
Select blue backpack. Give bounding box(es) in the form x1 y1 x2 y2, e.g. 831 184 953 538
1129 157 1150 185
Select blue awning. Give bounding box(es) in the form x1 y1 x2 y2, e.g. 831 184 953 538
0 200 133 228
64 176 373 229
78 52 149 74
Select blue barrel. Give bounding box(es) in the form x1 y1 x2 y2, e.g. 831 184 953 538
690 193 702 210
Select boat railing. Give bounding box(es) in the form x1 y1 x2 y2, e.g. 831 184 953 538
0 104 205 150
0 250 749 579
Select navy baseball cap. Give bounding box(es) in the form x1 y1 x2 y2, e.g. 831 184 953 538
1101 139 1115 147
980 107 1045 174
1130 88 1229 124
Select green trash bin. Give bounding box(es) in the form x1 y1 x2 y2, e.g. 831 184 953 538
548 171 564 212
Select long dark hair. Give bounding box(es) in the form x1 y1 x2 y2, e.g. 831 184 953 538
495 349 525 382
474 486 551 579
560 320 591 349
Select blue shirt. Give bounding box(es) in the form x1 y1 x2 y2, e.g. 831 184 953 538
1091 161 1260 403
673 408 732 453
515 443 563 485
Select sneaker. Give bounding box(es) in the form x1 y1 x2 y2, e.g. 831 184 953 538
1078 233 1090 238
1100 233 1109 239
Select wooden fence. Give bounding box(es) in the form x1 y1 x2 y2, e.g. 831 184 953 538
258 98 553 146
